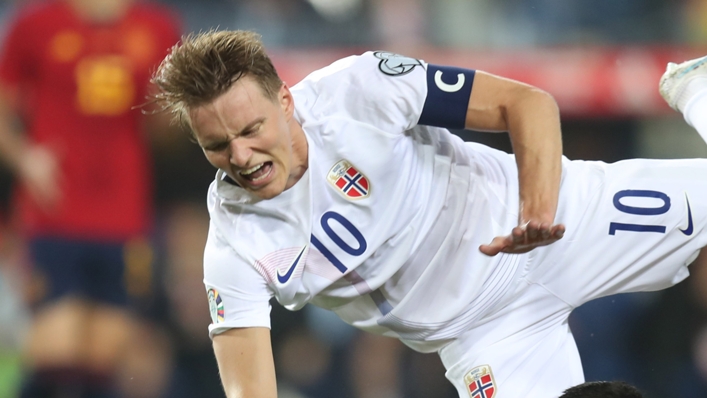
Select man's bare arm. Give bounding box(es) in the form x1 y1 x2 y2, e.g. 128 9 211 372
464 71 565 255
212 327 277 398
0 83 61 211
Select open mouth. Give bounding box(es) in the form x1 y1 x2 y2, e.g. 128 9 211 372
239 161 273 183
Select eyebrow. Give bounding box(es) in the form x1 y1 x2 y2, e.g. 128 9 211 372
201 117 265 149
238 117 265 136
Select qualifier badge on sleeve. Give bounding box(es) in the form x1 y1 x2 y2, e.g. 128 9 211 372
207 288 225 324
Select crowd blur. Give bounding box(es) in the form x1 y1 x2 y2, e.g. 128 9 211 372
0 0 705 398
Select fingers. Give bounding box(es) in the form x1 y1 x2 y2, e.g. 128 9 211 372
27 180 61 212
479 236 513 256
19 146 62 212
515 221 564 242
480 223 566 256
511 221 542 245
551 224 565 239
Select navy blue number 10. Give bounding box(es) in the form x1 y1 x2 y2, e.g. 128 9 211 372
609 190 670 235
310 211 367 273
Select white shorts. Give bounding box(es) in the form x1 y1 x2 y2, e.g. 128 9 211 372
440 157 707 398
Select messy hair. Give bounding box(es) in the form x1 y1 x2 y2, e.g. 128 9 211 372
559 381 644 398
150 30 283 128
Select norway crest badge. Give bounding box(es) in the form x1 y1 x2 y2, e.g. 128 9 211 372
327 160 370 199
464 365 496 398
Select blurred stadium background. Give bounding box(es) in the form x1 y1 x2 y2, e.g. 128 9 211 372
1 0 707 397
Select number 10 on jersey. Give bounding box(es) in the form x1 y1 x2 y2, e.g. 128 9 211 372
609 190 670 235
310 211 367 274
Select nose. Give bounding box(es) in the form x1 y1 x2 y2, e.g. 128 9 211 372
229 139 252 167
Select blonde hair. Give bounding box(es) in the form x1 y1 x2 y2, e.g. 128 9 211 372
150 30 283 128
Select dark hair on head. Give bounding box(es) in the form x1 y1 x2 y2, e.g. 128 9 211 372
149 29 283 128
559 381 644 398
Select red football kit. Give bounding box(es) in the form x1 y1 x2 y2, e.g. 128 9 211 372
0 0 181 240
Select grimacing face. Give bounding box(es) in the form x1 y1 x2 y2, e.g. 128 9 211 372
189 76 308 200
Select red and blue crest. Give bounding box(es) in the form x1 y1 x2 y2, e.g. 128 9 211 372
464 365 496 398
327 160 370 199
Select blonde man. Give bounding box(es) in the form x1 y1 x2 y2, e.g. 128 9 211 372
153 31 707 398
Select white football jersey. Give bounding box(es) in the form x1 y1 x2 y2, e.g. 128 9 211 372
204 51 527 352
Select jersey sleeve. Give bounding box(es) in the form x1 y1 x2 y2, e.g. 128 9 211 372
295 51 475 132
203 220 274 338
418 63 475 129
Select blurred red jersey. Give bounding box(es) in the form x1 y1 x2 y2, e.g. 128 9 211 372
0 0 181 240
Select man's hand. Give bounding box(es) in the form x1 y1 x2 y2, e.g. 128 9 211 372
17 145 61 213
479 220 565 256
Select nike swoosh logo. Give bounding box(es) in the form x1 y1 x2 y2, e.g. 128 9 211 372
680 193 694 236
277 246 307 283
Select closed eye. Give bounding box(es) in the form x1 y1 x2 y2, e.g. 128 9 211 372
204 141 229 151
240 120 264 138
241 125 261 138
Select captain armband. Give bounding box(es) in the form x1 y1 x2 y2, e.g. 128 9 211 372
418 64 476 130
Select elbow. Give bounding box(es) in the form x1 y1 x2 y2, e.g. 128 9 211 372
504 86 559 123
526 86 559 111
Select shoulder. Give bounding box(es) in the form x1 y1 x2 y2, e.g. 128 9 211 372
295 51 426 91
0 1 62 52
124 4 182 59
5 1 58 27
129 2 182 29
292 51 430 132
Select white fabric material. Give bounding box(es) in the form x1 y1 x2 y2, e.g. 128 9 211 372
202 51 707 397
684 88 707 141
204 52 521 349
675 75 707 113
442 156 707 396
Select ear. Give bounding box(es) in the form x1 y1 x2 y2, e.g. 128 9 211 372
279 83 294 119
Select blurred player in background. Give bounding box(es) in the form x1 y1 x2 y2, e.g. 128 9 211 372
153 29 707 398
0 0 180 397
